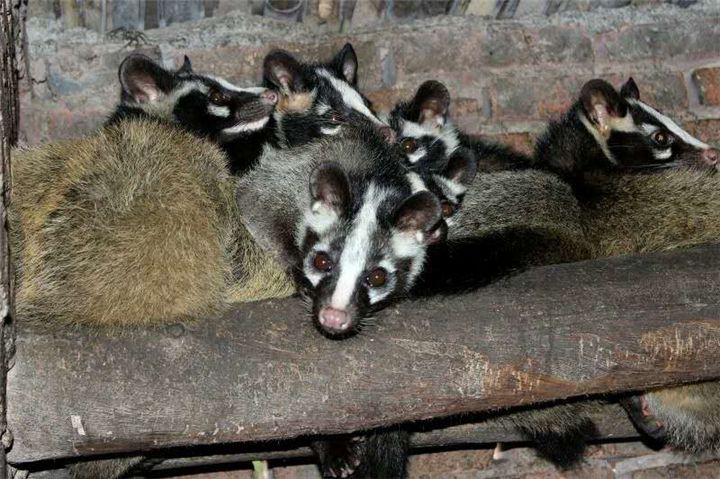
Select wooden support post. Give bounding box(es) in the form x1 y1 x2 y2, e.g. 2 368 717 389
0 0 20 477
7 243 720 466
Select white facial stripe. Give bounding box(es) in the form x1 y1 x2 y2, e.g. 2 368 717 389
407 147 427 164
653 148 672 160
641 123 659 135
316 68 385 126
437 126 460 155
401 119 460 157
208 105 230 117
391 230 426 286
320 126 342 136
401 121 428 139
330 184 386 310
609 112 638 133
222 116 269 134
391 230 423 259
434 174 466 200
367 259 396 305
304 242 331 287
205 74 260 94
578 111 617 164
631 99 709 150
406 172 428 193
316 103 331 115
139 80 207 119
305 201 339 235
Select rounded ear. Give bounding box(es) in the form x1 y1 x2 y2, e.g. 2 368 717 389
331 43 358 86
118 53 174 104
177 55 193 74
579 79 627 132
444 147 478 186
393 191 442 236
412 80 451 126
263 49 304 93
309 162 351 216
620 77 640 101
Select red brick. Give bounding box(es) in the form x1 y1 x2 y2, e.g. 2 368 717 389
365 88 410 114
626 71 688 113
484 132 535 156
692 67 720 107
489 74 585 122
183 38 384 91
594 17 720 64
684 119 720 147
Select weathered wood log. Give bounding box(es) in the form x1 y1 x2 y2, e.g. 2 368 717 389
7 243 720 465
146 402 638 473
22 403 639 477
1 0 21 477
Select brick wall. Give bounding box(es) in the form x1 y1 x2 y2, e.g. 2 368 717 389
19 2 720 154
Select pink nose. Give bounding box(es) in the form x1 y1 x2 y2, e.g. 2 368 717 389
701 148 720 166
261 89 278 105
319 306 350 331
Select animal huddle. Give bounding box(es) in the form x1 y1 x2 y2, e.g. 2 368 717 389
9 43 720 478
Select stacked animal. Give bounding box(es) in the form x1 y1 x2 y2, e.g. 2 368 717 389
11 45 457 478
11 38 720 479
309 76 720 477
530 77 720 462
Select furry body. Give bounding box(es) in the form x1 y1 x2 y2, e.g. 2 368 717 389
11 117 293 327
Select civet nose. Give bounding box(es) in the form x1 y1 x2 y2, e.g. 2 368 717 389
260 89 278 105
318 306 350 332
701 147 720 166
378 126 397 144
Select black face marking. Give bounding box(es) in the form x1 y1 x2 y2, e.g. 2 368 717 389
262 45 387 147
172 76 275 141
112 54 277 141
292 132 441 339
535 78 716 181
110 53 278 175
607 101 711 171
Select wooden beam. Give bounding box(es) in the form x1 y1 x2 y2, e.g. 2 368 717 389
146 403 638 473
21 403 639 477
7 244 720 465
0 0 21 476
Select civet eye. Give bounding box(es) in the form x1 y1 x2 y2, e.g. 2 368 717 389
329 112 344 124
400 137 418 154
651 130 673 148
313 252 333 272
208 88 229 105
366 268 387 288
440 200 455 218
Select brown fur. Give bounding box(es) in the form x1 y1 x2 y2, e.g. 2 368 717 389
10 118 293 328
277 91 315 114
579 169 720 453
581 169 720 257
451 169 720 461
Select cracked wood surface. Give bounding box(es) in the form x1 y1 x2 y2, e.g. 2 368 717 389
7 244 720 464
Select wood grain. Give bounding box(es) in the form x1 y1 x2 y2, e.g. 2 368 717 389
7 244 720 465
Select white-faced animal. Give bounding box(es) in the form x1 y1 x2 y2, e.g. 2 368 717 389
534 77 719 185
237 126 443 339
262 43 395 147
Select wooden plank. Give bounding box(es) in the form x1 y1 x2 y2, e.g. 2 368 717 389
7 244 720 464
